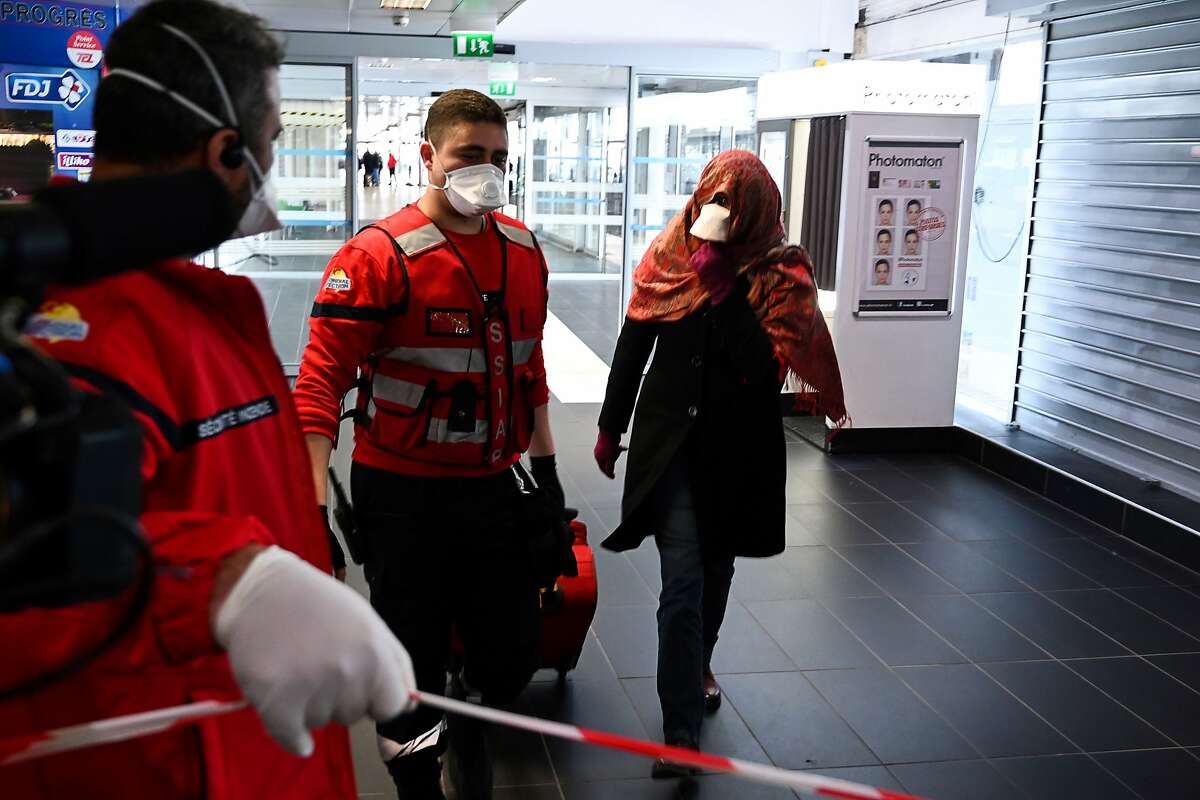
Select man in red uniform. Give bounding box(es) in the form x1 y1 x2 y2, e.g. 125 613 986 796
295 89 565 798
0 2 416 797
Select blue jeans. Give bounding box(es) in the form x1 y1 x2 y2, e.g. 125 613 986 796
653 455 735 744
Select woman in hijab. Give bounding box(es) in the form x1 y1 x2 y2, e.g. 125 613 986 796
595 150 846 777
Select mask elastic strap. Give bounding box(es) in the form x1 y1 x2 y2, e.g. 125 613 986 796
159 22 239 128
427 145 450 192
104 68 225 129
243 148 268 192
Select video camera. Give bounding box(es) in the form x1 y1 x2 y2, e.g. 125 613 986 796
0 170 237 626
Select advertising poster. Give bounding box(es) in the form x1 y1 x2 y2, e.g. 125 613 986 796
855 139 963 316
0 2 118 181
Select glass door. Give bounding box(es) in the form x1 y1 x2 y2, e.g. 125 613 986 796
527 104 626 275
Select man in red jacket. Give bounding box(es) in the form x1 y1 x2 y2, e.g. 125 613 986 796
0 2 416 798
295 89 565 798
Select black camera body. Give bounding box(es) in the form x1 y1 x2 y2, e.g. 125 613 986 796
0 170 235 613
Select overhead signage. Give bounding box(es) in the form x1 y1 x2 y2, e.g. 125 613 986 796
0 2 111 30
65 29 101 68
57 149 91 170
855 139 963 317
489 79 515 97
5 66 90 109
55 126 94 147
757 61 984 120
452 31 493 58
0 2 116 176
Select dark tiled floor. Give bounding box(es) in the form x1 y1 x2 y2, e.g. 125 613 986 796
348 402 1200 798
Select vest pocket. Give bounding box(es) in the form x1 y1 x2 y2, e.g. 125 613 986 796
369 375 434 452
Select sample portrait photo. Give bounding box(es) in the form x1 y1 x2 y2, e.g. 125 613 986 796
904 228 921 257
877 198 896 226
875 228 893 256
873 258 892 286
905 198 925 227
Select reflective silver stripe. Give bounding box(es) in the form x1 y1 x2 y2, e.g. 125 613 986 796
394 223 445 256
513 338 538 365
427 416 488 444
494 220 535 249
385 346 486 374
373 374 426 408
376 719 447 762
383 339 538 374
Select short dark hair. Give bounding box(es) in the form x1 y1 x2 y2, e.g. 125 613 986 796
877 229 891 239
906 199 922 211
875 259 890 269
424 89 507 146
94 0 284 164
878 199 893 211
905 229 918 239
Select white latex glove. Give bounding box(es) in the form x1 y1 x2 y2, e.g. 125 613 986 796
214 545 416 757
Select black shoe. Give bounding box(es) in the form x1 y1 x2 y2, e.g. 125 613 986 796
651 738 700 780
703 668 722 714
387 751 446 800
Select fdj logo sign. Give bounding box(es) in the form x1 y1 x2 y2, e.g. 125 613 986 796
5 68 90 111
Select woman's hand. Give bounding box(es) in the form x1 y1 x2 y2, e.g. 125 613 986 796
594 429 626 479
690 242 735 305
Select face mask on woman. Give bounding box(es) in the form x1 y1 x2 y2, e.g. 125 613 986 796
431 148 508 217
689 203 731 242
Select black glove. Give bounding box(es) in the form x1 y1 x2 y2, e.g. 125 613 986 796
320 504 347 574
529 454 566 519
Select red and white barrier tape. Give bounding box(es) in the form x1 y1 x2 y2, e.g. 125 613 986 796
0 691 924 800
0 699 247 766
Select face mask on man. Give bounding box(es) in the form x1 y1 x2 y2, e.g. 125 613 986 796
105 23 281 239
689 203 731 242
234 149 280 238
431 148 507 217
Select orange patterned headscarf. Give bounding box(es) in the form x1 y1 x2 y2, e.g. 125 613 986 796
627 150 847 428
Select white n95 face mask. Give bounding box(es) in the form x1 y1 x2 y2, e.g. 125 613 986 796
689 203 731 242
233 150 281 238
433 152 508 217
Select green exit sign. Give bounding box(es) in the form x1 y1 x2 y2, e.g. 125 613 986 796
453 31 494 58
489 79 516 97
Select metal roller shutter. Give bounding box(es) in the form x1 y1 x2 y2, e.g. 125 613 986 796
1015 0 1200 500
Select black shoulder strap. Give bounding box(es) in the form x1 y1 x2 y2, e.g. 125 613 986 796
358 224 411 314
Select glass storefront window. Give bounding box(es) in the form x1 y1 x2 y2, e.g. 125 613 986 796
626 76 757 296
930 38 1042 422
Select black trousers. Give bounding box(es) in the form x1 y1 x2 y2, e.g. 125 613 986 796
352 463 541 773
652 454 735 744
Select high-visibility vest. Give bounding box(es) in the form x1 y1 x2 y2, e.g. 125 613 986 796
350 206 547 473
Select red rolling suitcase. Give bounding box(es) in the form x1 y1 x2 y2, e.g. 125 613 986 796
540 519 597 681
449 518 597 682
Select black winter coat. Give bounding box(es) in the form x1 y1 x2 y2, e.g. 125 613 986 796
598 280 787 558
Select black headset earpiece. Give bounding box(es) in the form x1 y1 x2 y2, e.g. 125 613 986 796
219 132 246 169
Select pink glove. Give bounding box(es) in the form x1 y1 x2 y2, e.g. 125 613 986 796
594 429 626 479
690 242 735 305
